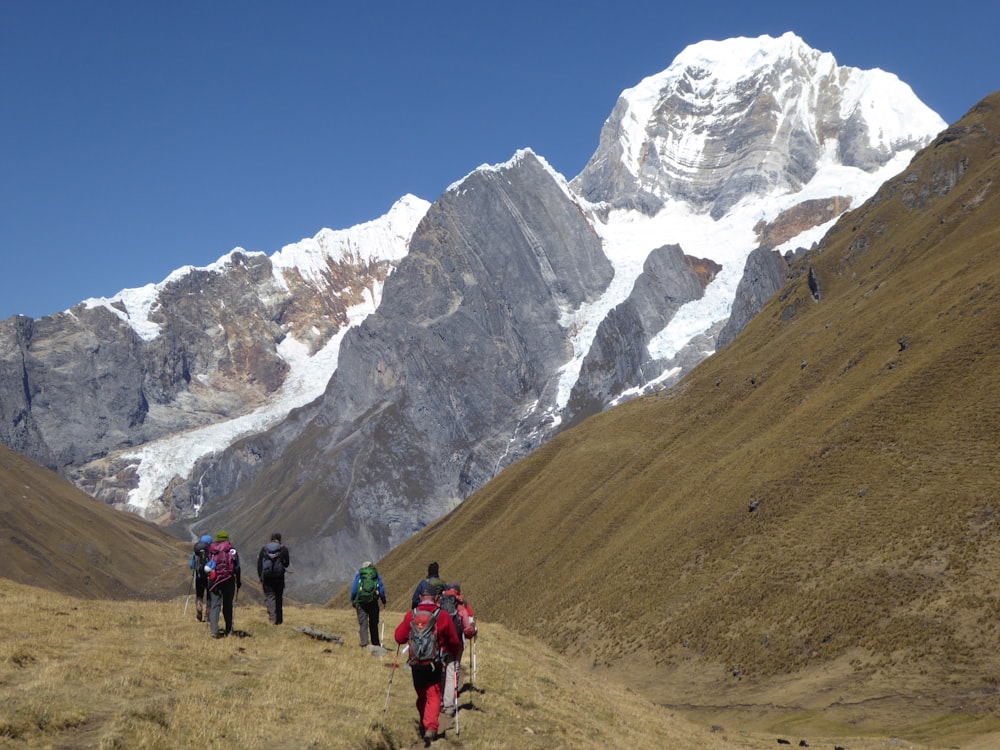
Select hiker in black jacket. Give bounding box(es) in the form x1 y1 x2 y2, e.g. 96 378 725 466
256 532 290 625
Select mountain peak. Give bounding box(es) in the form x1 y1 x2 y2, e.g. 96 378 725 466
572 32 946 218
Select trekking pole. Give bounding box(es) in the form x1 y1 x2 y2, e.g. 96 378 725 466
380 620 385 646
454 659 461 736
182 570 194 618
382 643 401 722
471 636 477 688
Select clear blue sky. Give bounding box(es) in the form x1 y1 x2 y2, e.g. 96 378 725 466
2 1 996 320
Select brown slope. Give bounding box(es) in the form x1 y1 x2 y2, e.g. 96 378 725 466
0 444 188 598
367 92 1000 740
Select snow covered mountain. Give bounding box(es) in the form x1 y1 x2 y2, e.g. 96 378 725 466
574 32 944 217
0 195 429 517
0 33 946 599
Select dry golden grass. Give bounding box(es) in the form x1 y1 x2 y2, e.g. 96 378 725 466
0 580 809 750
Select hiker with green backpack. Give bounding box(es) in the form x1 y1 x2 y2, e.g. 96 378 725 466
410 561 447 607
349 561 386 648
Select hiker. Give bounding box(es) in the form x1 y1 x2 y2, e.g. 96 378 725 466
207 531 241 638
350 560 386 647
394 581 462 741
439 582 478 718
410 561 447 607
256 532 290 625
188 534 213 622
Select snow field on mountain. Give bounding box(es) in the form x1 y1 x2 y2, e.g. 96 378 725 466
120 286 381 513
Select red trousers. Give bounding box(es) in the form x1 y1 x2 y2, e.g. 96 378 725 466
411 665 444 734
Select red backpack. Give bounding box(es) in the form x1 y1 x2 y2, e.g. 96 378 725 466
441 587 476 639
208 541 235 582
457 599 477 639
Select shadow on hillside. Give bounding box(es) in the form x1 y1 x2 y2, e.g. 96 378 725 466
456 682 485 714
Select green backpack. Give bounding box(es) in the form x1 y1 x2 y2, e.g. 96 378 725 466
356 565 379 604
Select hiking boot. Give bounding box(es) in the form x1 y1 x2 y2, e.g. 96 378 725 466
423 728 437 741
195 602 204 622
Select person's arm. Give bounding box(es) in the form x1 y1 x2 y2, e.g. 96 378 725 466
256 548 264 579
349 574 360 603
281 546 290 568
394 611 413 645
378 574 386 604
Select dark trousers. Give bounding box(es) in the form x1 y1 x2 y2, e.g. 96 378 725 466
209 578 236 636
193 574 209 617
262 577 284 624
355 601 381 646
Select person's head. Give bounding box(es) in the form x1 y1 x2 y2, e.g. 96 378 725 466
215 531 229 542
427 561 439 577
447 582 461 593
417 579 437 602
361 560 372 569
200 534 212 544
271 532 281 542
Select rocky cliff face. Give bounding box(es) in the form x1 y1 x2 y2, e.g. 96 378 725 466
191 151 617 599
563 245 720 425
0 34 946 600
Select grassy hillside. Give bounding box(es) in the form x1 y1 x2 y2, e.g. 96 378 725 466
0 579 836 750
0 444 187 599
366 93 1000 747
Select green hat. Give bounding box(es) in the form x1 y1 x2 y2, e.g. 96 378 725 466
215 531 229 541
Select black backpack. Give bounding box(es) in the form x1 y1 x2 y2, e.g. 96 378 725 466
260 542 285 581
439 588 462 637
193 540 211 577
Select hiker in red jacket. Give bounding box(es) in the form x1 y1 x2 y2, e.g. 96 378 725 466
439 582 478 719
394 581 462 741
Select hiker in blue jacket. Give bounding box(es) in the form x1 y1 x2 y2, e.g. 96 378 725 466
350 561 386 647
188 534 213 622
410 561 446 607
